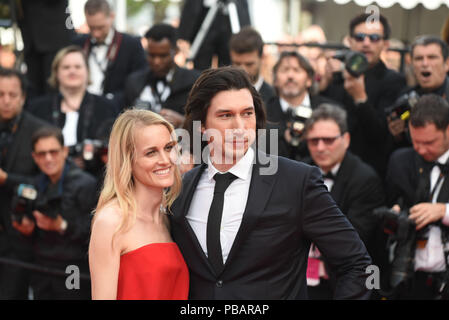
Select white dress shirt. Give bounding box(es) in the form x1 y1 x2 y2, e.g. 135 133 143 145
62 111 79 147
321 163 341 192
87 28 115 96
186 147 254 263
137 69 174 113
415 148 449 272
279 94 311 113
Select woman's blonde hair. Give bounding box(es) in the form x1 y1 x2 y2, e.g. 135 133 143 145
48 45 89 89
94 108 182 240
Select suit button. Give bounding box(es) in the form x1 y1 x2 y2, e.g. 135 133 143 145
216 280 223 288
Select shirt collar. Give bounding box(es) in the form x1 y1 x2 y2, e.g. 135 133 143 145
207 147 255 182
254 76 264 92
437 148 449 166
279 94 311 113
320 162 341 177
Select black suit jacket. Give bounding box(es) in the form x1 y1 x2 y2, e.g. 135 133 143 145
306 152 385 259
73 31 147 108
170 152 372 299
28 91 118 143
258 81 276 107
124 66 201 115
385 147 439 208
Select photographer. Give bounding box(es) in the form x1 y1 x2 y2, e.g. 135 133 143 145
0 68 49 299
321 13 406 178
385 94 449 299
124 23 201 128
387 36 449 151
13 126 97 299
265 50 337 160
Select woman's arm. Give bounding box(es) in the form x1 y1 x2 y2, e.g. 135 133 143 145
88 206 122 300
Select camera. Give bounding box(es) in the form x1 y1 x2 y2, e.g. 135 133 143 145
11 184 38 223
385 90 420 121
11 183 62 222
69 139 108 163
373 206 417 290
286 106 313 147
333 50 369 78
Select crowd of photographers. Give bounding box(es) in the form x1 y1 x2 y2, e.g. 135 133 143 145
1 0 449 300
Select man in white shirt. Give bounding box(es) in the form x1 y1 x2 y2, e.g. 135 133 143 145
73 0 147 110
386 94 449 299
170 66 372 300
265 50 337 161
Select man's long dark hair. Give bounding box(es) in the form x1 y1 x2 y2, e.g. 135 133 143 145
183 66 266 154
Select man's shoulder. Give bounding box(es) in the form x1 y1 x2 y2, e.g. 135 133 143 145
390 147 416 162
21 110 51 129
173 66 201 84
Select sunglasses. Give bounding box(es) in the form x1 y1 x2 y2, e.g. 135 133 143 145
306 134 343 146
352 33 384 43
34 149 62 158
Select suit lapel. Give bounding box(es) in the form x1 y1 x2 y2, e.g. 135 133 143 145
173 163 217 273
330 153 352 204
222 153 277 274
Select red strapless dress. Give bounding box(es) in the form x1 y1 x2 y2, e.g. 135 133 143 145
116 242 189 300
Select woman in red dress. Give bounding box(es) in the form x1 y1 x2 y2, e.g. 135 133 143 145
88 109 189 300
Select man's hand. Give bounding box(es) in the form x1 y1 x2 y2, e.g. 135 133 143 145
0 168 7 185
343 70 367 103
33 210 66 233
12 216 35 236
409 203 446 230
159 108 185 128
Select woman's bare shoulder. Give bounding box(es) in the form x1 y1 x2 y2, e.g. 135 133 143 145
92 201 123 234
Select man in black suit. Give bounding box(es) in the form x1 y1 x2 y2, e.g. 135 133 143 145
321 13 406 178
178 0 251 70
73 0 147 110
303 104 385 299
124 23 200 128
385 94 449 299
170 66 372 299
229 26 276 106
266 50 337 160
0 69 49 299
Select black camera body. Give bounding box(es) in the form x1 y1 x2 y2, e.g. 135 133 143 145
385 90 420 121
333 50 369 78
373 206 417 290
69 139 108 163
285 106 313 147
11 184 38 223
11 183 62 222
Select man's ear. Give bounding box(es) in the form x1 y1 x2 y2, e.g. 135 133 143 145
62 146 69 159
444 58 449 73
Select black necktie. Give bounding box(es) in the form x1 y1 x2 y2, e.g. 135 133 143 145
207 172 238 274
435 162 449 176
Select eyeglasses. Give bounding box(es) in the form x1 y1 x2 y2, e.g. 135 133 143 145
306 134 343 146
352 33 384 43
34 149 62 158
